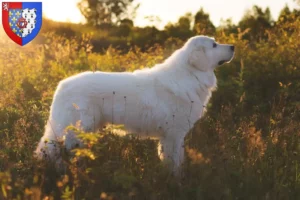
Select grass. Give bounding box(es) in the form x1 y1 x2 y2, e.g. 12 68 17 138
0 17 300 199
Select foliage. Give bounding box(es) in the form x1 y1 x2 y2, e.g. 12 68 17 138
193 8 216 35
238 6 273 41
0 5 300 200
164 13 194 41
77 0 138 25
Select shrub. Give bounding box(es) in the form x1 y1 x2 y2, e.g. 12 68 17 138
0 16 299 199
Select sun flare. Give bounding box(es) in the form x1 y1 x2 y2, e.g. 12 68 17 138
38 0 298 28
43 0 84 23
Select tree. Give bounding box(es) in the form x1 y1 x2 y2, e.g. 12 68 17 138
218 18 238 35
193 8 215 35
277 5 292 24
278 5 300 23
77 0 138 26
238 6 273 41
113 18 134 37
164 13 193 40
275 5 300 36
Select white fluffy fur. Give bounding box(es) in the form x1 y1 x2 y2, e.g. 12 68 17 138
36 36 234 172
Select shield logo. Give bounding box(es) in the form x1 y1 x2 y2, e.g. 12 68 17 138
2 2 42 46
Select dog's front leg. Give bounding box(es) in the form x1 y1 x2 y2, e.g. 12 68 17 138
159 131 186 175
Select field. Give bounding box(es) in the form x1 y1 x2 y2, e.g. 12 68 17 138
0 11 300 200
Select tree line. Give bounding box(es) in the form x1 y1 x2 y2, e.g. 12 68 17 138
41 1 300 52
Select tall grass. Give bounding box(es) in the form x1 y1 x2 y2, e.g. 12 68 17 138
0 17 300 199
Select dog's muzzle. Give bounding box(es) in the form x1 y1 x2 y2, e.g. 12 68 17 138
218 45 235 65
218 60 227 65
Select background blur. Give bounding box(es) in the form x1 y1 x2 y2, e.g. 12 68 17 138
0 0 300 199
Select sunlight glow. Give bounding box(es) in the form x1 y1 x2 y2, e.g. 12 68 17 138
0 0 298 28
43 0 84 23
134 0 298 28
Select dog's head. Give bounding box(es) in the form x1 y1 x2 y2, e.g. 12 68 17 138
184 36 235 71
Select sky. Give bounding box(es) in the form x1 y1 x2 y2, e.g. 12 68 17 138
1 0 299 28
135 0 298 28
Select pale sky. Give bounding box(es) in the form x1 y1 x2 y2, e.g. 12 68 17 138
1 0 299 28
135 0 298 28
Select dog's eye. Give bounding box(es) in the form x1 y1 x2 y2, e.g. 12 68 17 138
213 43 217 48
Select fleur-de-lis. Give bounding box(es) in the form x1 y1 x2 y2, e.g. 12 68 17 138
9 11 12 16
11 17 17 22
16 11 21 16
12 28 17 33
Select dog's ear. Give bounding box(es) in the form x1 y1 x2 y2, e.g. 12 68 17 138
188 47 209 71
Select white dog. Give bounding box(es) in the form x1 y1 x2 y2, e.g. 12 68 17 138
35 36 234 172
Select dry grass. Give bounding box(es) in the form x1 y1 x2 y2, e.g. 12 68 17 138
0 17 300 199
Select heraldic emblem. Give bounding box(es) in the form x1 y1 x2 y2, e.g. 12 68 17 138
2 2 42 46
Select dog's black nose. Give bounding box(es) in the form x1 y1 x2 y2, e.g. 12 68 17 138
230 45 235 51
